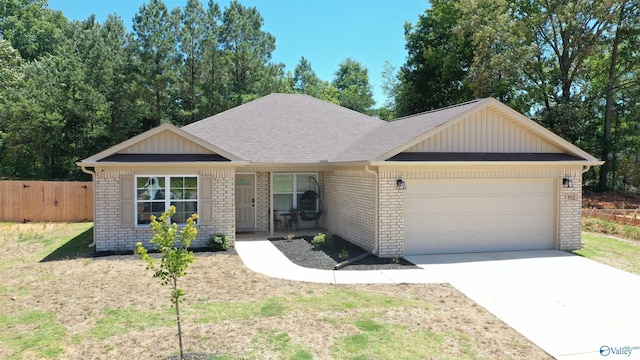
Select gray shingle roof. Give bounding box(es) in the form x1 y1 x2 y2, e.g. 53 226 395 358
179 94 596 164
181 93 384 163
333 99 485 162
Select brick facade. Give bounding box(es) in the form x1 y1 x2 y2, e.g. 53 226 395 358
558 169 583 251
324 168 376 252
92 165 586 256
93 168 235 252
377 171 405 257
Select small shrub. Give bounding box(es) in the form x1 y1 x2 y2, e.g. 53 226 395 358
339 249 349 260
312 232 333 250
582 217 640 241
623 226 640 241
582 218 597 232
208 233 229 251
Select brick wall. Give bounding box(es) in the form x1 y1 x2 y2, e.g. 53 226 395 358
558 170 583 251
324 169 376 253
377 171 404 257
93 169 235 252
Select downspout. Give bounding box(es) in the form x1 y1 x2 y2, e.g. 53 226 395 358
365 164 379 255
269 171 274 238
80 165 97 248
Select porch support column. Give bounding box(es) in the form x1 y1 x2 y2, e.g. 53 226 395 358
269 171 274 237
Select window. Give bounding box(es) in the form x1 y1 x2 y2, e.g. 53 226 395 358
273 173 317 212
136 176 198 225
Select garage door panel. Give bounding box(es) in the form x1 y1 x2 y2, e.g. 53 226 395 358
404 179 555 255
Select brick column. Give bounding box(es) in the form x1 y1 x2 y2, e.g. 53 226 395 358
558 170 582 251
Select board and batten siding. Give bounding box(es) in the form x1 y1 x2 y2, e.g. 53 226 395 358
406 107 562 153
119 130 213 154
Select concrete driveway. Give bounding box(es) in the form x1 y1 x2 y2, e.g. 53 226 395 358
406 250 640 360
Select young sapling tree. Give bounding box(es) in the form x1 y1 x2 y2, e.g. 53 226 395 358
135 205 198 360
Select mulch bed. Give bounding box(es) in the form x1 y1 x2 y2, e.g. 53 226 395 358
270 235 417 271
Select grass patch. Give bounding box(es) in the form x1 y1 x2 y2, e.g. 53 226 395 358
0 222 94 264
88 307 174 340
582 218 640 241
40 226 94 261
0 310 67 359
250 331 314 360
575 233 640 275
331 314 474 360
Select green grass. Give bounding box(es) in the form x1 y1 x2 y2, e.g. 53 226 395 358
0 310 67 359
575 232 640 275
249 331 314 360
582 217 640 241
40 225 94 261
331 313 471 360
88 307 175 340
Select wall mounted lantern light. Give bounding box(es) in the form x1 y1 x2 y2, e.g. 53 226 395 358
396 178 407 190
562 178 573 188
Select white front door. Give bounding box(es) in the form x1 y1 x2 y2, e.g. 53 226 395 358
235 174 256 230
404 178 556 255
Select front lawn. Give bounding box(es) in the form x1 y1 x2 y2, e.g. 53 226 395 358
0 223 548 359
575 232 640 276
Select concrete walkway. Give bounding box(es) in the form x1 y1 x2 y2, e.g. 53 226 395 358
234 239 445 284
236 238 640 360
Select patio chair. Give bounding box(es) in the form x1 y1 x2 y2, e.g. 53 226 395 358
298 190 322 228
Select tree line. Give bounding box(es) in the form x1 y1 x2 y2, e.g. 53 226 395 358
0 0 375 180
2 0 639 192
386 0 640 192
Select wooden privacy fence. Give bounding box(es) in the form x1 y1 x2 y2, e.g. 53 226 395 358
582 208 640 226
0 181 93 222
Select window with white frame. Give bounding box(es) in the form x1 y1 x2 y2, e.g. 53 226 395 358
273 173 318 212
135 176 198 225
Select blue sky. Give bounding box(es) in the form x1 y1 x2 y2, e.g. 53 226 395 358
47 0 428 106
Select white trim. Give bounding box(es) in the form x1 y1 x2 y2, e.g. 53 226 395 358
134 175 200 227
271 172 319 212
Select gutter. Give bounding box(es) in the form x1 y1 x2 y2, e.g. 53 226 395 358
364 164 379 256
79 166 97 248
370 160 605 167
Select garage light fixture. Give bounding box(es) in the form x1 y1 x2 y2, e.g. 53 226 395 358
396 178 406 190
562 178 573 188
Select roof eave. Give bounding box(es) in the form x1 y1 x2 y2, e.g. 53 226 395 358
76 161 249 168
370 160 605 167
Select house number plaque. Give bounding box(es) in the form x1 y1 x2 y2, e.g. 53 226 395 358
566 193 577 201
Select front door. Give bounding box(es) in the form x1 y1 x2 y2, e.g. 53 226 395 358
235 174 255 230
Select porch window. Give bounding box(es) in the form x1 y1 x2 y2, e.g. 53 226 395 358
135 175 198 225
273 173 317 212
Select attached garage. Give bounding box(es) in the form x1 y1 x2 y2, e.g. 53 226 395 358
404 178 556 255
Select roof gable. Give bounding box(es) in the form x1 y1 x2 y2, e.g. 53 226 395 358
334 99 485 162
405 104 562 153
80 123 243 163
377 98 600 162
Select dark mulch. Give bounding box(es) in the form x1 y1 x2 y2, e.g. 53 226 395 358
270 235 417 271
92 247 237 261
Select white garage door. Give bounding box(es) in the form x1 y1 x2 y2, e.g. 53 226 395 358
404 179 555 255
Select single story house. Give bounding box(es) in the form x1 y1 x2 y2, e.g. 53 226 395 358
78 94 603 257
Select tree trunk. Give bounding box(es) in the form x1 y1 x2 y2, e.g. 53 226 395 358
173 277 184 360
598 1 626 191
